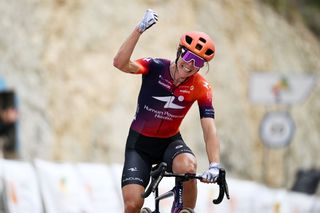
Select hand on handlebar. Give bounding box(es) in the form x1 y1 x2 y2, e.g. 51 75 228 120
137 9 158 33
201 163 221 183
141 162 230 205
201 164 230 204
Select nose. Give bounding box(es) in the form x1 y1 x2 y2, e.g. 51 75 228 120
186 60 196 68
188 59 195 65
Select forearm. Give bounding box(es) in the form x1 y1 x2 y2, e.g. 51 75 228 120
113 9 158 73
200 118 221 183
113 27 142 73
205 133 220 164
201 118 220 164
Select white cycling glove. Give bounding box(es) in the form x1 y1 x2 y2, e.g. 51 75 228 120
201 163 221 183
137 9 158 33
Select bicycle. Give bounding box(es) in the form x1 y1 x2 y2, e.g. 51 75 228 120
140 162 230 213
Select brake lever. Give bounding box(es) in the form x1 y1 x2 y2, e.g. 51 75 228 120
141 163 167 198
213 168 230 204
150 162 167 178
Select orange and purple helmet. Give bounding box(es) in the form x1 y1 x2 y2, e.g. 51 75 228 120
179 31 215 62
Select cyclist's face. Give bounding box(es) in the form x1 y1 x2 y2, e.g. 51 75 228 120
176 58 200 79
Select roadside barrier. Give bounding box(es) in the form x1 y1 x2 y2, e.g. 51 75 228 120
0 159 319 213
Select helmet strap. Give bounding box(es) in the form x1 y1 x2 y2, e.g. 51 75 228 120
175 46 183 65
172 47 183 84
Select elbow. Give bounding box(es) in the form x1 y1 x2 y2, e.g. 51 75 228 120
113 57 122 70
113 57 130 73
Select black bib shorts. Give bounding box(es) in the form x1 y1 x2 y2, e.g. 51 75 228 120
121 129 194 188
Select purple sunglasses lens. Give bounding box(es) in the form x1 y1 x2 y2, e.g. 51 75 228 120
181 50 205 68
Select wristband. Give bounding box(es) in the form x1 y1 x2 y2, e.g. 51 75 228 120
209 162 221 169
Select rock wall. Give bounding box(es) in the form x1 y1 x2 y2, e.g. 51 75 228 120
0 0 319 190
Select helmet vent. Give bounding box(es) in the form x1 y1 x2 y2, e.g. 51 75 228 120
185 35 193 44
205 49 214 56
195 44 203 50
199 37 206 43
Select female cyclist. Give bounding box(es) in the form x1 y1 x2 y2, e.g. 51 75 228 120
113 9 223 213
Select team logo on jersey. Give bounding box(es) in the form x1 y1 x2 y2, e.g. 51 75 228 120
152 96 185 109
143 57 152 62
128 167 139 172
203 82 209 89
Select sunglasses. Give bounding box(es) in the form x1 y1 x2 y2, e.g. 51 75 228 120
181 49 206 69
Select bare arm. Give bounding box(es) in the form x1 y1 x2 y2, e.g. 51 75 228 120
113 9 158 74
201 117 220 164
113 27 143 73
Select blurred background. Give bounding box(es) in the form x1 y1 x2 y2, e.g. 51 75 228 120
0 0 320 212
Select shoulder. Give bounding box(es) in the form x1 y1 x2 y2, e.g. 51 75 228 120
190 73 213 101
193 73 212 91
136 58 170 74
151 58 170 68
136 57 169 66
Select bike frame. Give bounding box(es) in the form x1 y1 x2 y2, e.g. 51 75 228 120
141 162 230 213
153 175 190 213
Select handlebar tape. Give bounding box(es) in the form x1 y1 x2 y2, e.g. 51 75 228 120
141 162 167 198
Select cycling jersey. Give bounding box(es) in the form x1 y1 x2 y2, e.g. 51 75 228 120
130 57 215 138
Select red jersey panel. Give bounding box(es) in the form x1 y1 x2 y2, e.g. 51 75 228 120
130 57 215 138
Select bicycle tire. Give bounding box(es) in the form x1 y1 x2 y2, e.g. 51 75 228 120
140 207 152 213
178 208 195 213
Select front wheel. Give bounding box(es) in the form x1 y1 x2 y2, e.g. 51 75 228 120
179 208 195 213
140 207 152 213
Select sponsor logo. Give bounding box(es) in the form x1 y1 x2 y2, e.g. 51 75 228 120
158 75 173 89
158 80 171 89
152 96 184 109
177 85 194 94
175 145 183 149
122 177 143 183
143 57 152 62
203 82 209 89
128 167 139 172
179 89 190 94
144 105 184 120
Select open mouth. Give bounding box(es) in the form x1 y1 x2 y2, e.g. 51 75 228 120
181 64 194 73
